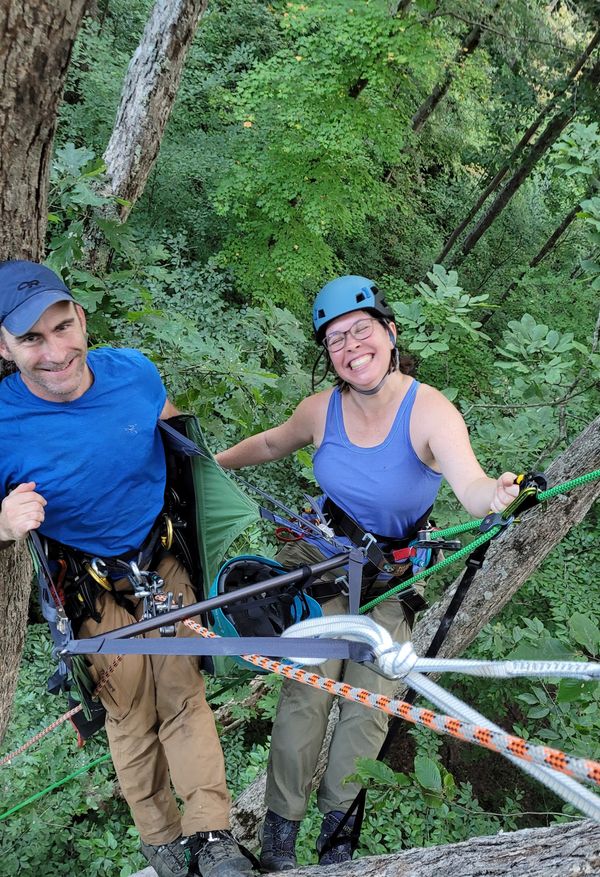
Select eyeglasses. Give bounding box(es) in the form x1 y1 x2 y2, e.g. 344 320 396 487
323 317 375 353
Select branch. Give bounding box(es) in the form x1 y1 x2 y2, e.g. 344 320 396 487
129 818 600 877
429 10 580 55
463 380 599 412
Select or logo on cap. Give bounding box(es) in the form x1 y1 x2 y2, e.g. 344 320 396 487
17 279 41 291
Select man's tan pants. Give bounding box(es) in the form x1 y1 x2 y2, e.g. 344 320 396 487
79 553 231 845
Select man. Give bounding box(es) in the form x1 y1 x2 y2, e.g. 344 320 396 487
0 259 253 877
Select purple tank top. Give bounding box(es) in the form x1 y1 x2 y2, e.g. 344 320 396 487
313 381 442 539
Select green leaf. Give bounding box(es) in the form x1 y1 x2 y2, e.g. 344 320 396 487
414 755 442 792
420 789 444 808
508 637 576 661
557 678 597 703
527 705 550 719
569 613 600 655
352 757 400 787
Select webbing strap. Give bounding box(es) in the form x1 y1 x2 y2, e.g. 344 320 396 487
347 547 364 615
331 536 494 857
323 497 432 576
63 635 373 662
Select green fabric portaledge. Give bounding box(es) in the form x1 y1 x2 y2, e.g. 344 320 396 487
185 417 260 585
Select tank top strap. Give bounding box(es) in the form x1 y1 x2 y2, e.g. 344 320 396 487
328 387 344 441
393 378 419 444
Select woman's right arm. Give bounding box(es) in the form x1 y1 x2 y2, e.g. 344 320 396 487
215 396 317 469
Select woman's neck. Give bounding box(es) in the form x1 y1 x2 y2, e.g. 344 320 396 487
345 371 409 414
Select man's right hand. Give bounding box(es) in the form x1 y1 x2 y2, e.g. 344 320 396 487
0 482 47 543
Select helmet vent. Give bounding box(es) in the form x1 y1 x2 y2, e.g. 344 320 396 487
355 292 366 303
317 308 325 319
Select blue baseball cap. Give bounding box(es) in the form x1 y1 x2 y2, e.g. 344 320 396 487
0 260 74 335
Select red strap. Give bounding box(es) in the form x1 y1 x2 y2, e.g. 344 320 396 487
391 546 417 563
275 526 303 543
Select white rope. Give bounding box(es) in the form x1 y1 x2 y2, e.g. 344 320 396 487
282 616 600 679
282 616 600 821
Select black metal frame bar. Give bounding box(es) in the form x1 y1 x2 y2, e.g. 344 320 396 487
67 552 350 646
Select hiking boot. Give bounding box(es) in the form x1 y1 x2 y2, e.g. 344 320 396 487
140 836 189 877
259 809 300 872
188 830 254 877
316 810 355 865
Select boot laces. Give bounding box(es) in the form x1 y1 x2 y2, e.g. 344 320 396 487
191 830 250 874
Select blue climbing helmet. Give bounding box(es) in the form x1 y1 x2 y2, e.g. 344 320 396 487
312 275 395 343
208 555 322 671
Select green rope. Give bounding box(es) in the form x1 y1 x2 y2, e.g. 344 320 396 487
426 518 484 538
359 468 600 614
538 468 600 502
0 754 111 822
360 526 501 613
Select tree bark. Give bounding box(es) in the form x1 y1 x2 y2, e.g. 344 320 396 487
0 1 88 259
0 544 31 740
434 27 600 265
131 818 600 877
393 0 413 15
229 415 600 844
411 20 485 134
259 819 600 877
0 0 88 744
102 0 208 220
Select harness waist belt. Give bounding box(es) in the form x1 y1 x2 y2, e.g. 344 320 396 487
322 498 433 576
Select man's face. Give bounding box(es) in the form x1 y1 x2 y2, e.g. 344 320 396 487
0 301 91 402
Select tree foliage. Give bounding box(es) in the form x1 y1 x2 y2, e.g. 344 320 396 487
1 0 599 873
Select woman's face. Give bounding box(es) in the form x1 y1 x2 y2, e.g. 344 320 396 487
323 310 396 390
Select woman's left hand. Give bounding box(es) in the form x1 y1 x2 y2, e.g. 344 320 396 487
490 472 520 513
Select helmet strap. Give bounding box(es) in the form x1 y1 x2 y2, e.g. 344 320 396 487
347 372 389 395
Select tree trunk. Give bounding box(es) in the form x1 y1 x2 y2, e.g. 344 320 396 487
0 1 88 258
455 108 576 261
0 544 31 740
257 819 600 877
480 199 584 325
131 818 600 877
411 21 485 134
0 0 88 744
229 415 600 844
434 27 600 266
102 0 208 220
393 0 413 15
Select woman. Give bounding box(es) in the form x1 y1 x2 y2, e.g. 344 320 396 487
216 275 518 869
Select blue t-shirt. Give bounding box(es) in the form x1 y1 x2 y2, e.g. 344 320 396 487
0 348 167 556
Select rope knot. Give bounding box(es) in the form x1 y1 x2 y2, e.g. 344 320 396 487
375 640 418 679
